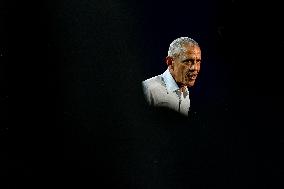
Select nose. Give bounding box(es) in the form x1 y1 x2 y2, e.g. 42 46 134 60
189 60 199 71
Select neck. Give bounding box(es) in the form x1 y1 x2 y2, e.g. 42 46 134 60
180 86 187 93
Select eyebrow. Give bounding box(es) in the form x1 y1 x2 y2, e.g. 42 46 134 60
182 58 201 62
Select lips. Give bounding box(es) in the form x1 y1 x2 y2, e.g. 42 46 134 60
186 73 198 80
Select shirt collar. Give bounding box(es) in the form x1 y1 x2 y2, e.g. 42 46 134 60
162 69 189 94
162 68 182 92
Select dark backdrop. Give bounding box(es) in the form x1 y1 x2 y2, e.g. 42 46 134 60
5 0 283 188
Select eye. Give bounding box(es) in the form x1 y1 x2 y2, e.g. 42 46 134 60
182 59 201 65
182 59 192 64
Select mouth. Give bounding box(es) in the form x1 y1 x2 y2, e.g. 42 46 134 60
186 73 198 80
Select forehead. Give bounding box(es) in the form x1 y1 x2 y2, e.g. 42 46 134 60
179 44 201 58
182 44 201 54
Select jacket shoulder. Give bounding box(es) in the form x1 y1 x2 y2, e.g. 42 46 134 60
142 75 164 90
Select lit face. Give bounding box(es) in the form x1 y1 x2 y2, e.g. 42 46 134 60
168 44 201 88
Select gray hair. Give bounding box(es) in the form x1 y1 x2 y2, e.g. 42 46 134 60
167 37 199 57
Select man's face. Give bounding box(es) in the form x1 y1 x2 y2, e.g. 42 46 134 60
170 44 201 88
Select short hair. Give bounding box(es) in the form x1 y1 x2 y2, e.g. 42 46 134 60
167 37 199 58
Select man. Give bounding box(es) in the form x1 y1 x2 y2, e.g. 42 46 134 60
142 37 201 116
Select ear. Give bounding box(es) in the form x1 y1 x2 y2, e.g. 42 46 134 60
166 56 174 69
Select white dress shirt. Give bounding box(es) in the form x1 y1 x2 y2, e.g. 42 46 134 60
142 69 190 116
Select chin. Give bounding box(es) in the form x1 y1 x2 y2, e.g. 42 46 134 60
187 81 195 87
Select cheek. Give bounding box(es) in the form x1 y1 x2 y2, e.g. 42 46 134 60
175 66 183 74
181 68 188 77
180 65 188 73
181 67 189 79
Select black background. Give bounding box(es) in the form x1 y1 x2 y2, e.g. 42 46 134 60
2 0 284 188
